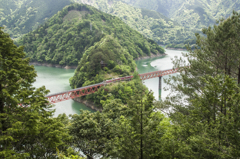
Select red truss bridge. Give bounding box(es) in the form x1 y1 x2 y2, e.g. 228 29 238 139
46 68 179 103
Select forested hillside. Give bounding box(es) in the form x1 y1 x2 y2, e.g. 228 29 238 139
0 0 195 44
17 3 164 67
70 35 136 88
0 0 72 39
73 0 195 44
120 0 240 30
2 0 238 45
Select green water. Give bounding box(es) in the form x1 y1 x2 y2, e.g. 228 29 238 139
33 66 93 117
33 49 186 116
135 49 187 100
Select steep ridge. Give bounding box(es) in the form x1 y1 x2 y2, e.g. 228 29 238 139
17 3 164 67
119 0 240 30
70 35 136 88
0 0 72 39
1 0 196 44
73 0 195 44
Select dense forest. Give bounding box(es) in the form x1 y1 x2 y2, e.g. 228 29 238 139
120 0 240 30
119 0 240 49
0 0 72 39
69 35 136 88
0 0 196 45
2 0 240 46
2 0 240 158
17 3 164 66
69 35 143 108
73 0 195 45
2 11 240 158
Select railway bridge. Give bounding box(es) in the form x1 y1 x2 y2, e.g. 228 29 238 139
46 68 179 103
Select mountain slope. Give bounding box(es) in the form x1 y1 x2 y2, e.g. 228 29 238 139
17 3 164 66
119 0 240 30
0 0 72 39
1 0 195 44
70 35 136 88
73 0 195 44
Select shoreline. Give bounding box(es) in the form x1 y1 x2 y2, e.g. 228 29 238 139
32 53 167 110
29 62 78 69
134 53 167 60
165 47 187 51
72 98 102 112
30 53 167 69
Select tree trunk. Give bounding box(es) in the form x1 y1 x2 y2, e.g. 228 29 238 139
0 83 3 114
238 66 240 84
87 155 93 159
140 100 143 159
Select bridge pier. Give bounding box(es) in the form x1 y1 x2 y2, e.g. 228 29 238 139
159 76 162 101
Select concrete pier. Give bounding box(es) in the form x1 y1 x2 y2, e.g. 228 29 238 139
159 76 162 101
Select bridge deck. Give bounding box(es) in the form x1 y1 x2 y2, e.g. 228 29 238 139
46 68 179 103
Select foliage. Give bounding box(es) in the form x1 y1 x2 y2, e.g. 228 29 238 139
73 0 195 45
57 147 86 159
161 11 240 158
69 110 113 159
119 0 240 31
166 75 240 158
17 3 164 66
109 88 172 159
0 0 196 45
166 38 197 49
73 68 149 109
0 28 70 158
68 79 172 159
164 11 240 114
70 35 136 88
0 0 72 39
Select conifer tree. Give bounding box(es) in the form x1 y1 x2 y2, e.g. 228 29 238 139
162 11 240 158
0 28 69 158
69 110 113 159
164 11 240 117
169 75 240 158
110 87 171 159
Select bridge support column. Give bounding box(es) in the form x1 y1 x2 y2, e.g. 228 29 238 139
159 76 162 101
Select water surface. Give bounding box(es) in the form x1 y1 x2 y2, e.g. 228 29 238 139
33 66 93 117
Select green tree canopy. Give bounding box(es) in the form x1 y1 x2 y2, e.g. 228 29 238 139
0 27 70 158
17 3 165 67
161 11 240 158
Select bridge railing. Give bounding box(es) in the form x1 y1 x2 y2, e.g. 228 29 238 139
46 68 179 103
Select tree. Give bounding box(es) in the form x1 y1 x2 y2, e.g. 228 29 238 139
69 110 114 159
0 28 70 158
162 11 240 158
169 75 240 158
164 11 240 118
110 88 171 159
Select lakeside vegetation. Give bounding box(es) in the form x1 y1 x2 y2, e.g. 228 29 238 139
166 38 197 50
